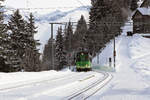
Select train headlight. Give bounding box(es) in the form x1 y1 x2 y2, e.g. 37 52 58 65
86 64 89 68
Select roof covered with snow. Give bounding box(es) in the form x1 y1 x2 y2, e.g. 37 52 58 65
137 7 150 15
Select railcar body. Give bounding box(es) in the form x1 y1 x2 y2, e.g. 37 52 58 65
75 51 92 71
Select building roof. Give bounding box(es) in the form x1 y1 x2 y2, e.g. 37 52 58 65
137 7 150 15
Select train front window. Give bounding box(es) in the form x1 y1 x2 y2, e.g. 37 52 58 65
76 53 88 62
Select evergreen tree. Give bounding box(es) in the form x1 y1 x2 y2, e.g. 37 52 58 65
73 15 87 50
89 0 110 26
87 0 125 57
64 21 73 52
23 48 41 72
42 38 56 70
7 10 28 71
26 13 40 49
87 0 111 55
102 0 123 42
55 27 67 70
23 13 41 71
130 0 138 11
64 21 74 66
0 1 10 72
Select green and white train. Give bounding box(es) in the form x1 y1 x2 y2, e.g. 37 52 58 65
75 51 92 71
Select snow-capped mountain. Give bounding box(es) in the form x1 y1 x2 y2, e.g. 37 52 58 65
34 6 90 53
4 0 91 10
35 6 90 22
4 0 91 53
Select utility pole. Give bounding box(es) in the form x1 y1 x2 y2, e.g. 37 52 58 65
49 23 54 70
113 36 116 68
49 22 63 70
49 22 78 70
97 53 99 64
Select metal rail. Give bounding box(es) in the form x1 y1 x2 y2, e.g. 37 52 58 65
65 70 113 100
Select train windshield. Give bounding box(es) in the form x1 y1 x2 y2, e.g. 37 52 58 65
76 52 89 62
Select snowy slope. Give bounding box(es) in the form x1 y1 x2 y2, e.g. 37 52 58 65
92 22 133 68
89 22 150 100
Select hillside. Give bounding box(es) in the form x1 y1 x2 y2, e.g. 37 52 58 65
90 22 150 100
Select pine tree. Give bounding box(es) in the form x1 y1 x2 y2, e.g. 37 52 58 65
23 13 41 72
23 48 41 71
64 21 73 52
0 1 10 72
90 0 110 25
0 4 6 69
26 13 40 49
102 0 123 42
42 38 56 70
87 0 111 55
7 10 28 71
87 0 125 57
55 27 67 70
130 0 138 11
73 15 87 50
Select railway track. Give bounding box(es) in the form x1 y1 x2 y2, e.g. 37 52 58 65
65 71 113 100
0 70 112 100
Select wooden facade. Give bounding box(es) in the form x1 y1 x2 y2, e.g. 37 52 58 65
132 0 150 33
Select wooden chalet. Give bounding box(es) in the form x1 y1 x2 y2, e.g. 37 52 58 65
132 0 150 34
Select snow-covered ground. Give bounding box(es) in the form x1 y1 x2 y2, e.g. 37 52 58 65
89 23 150 100
0 70 105 100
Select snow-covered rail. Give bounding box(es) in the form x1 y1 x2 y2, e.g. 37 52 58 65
0 72 84 91
65 71 113 100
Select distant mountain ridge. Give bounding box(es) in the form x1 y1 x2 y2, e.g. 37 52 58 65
34 6 90 22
